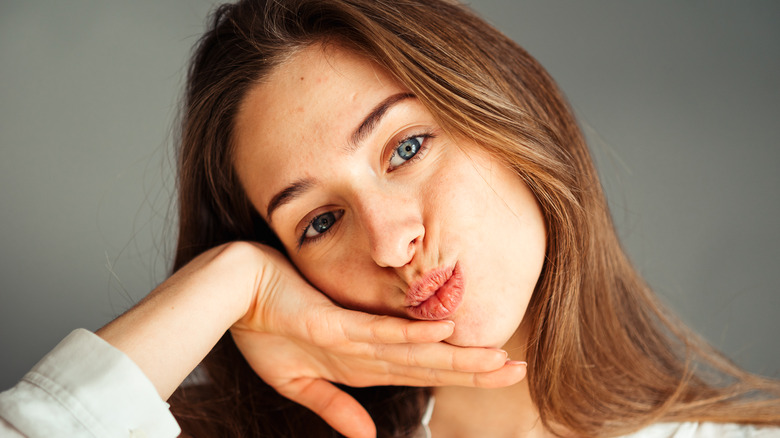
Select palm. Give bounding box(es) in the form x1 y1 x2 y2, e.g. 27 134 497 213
230 245 526 437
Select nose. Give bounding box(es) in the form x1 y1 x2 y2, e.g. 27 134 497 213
357 189 424 268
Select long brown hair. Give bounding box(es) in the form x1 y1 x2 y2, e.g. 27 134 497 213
169 0 780 436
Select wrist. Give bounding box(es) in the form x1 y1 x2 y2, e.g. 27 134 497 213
96 241 271 399
228 242 273 332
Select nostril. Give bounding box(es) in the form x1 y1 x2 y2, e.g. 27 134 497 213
407 238 418 264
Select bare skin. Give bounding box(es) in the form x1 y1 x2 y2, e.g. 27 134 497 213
99 41 546 438
232 44 549 437
97 242 527 438
429 327 563 438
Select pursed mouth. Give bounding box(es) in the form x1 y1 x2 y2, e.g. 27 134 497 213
405 265 454 306
405 263 464 320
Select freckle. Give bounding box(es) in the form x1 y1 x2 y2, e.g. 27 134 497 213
300 76 304 81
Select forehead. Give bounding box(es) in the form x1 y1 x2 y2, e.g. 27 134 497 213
233 44 406 214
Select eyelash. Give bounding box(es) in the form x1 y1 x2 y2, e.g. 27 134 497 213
297 209 344 249
296 131 434 248
387 132 434 172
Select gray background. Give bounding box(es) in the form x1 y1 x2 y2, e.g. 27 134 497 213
1 1 778 391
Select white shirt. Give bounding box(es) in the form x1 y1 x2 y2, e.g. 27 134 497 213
620 422 780 437
0 329 179 437
419 394 779 437
1 330 778 437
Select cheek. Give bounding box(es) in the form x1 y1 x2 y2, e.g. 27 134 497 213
293 242 398 316
431 146 546 347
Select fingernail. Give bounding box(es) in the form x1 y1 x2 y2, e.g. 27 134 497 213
506 360 527 366
431 320 455 336
437 321 455 330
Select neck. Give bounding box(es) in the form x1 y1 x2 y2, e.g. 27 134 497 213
428 327 559 438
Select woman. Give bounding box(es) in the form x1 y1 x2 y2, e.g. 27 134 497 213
164 0 780 436
2 0 778 437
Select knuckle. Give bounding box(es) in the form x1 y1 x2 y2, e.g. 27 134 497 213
399 322 411 342
406 347 419 367
424 368 440 386
350 342 370 358
369 323 383 343
473 371 502 388
450 351 460 370
372 343 387 361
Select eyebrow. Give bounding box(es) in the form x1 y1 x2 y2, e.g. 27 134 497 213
265 92 415 223
348 92 415 152
266 178 315 222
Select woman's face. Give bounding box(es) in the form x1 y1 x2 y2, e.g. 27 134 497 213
234 45 546 348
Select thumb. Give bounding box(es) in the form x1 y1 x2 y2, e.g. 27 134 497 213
276 377 376 438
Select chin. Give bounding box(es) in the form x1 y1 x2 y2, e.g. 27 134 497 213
445 317 519 349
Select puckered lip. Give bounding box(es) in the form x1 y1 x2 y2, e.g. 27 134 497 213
404 262 464 320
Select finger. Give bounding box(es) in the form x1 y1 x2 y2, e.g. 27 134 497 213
376 360 527 388
371 343 508 372
335 311 455 344
276 377 376 438
471 361 528 388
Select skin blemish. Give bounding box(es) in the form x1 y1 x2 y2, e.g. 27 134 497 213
233 44 546 349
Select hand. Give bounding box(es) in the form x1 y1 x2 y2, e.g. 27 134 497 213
231 244 527 438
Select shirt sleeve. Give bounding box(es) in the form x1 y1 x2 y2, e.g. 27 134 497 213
621 422 780 437
0 329 181 438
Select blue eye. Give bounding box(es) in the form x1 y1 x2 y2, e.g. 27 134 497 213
302 210 344 242
389 136 424 169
